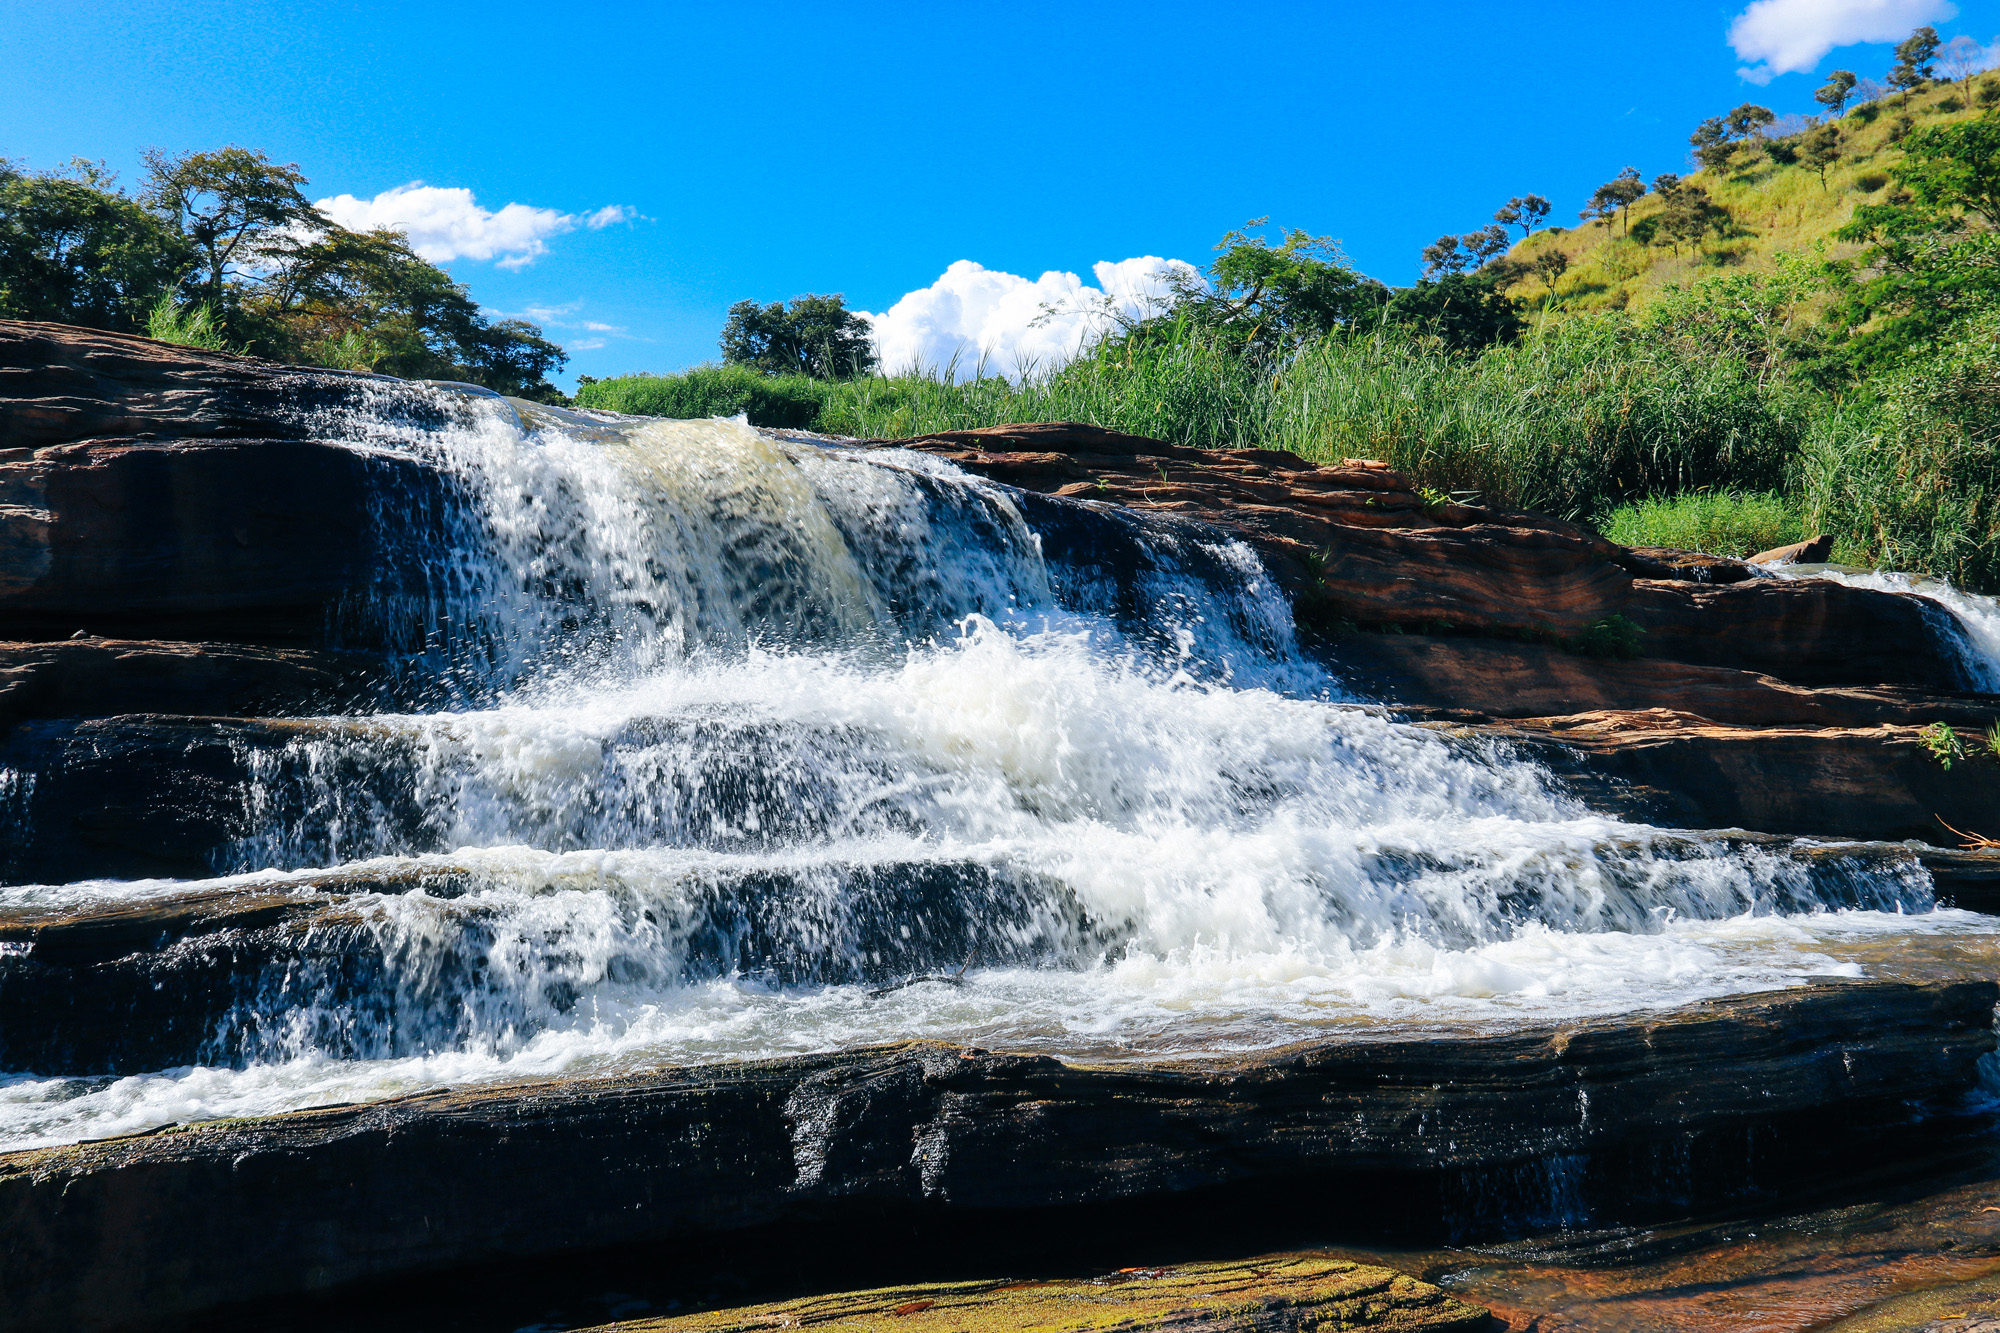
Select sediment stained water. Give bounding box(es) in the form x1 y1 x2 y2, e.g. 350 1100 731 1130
2 392 1995 1152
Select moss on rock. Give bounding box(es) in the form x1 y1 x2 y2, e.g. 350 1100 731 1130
575 1253 1493 1333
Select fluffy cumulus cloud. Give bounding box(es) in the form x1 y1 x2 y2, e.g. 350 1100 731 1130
315 184 638 269
1729 0 1957 82
860 257 1203 381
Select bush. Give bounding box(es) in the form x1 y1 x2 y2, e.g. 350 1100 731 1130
1797 310 2000 590
1264 314 1801 521
1604 490 1804 555
575 364 827 428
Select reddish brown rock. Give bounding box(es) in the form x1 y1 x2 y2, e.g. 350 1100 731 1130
1751 533 1837 566
1331 633 2000 730
0 317 358 449
1465 709 2000 842
877 423 1980 693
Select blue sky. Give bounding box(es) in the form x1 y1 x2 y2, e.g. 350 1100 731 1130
4 0 1997 388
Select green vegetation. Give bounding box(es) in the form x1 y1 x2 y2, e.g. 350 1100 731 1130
1921 721 1965 768
719 294 876 378
575 364 828 428
0 147 565 399
1604 491 1805 557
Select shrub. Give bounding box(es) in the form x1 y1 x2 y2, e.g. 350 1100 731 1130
1796 310 2000 591
1604 490 1804 555
1265 313 1801 521
575 364 827 428
145 293 233 351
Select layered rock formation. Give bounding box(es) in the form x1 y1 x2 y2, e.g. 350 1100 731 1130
1 980 1989 1332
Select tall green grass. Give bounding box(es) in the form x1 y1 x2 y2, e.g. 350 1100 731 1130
575 313 2000 591
145 294 234 351
1794 313 2000 591
1603 491 1804 556
581 316 1797 521
1267 315 1803 520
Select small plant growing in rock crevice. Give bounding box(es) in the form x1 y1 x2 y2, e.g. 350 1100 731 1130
1920 721 1964 767
1570 614 1645 659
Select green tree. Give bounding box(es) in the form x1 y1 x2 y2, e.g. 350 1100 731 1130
1815 69 1859 116
1382 271 1522 351
1582 167 1647 234
1459 224 1513 266
140 147 322 324
1493 194 1550 238
1531 248 1570 300
247 225 567 397
1168 222 1388 352
1801 123 1844 186
0 159 190 329
1890 25 1941 94
1836 112 2000 361
1692 105 1776 170
1651 177 1732 255
720 293 877 378
1420 234 1467 276
1691 116 1734 169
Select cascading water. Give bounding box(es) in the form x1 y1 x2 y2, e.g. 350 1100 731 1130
2 389 1994 1151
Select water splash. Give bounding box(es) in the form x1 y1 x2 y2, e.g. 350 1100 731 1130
0 388 1988 1149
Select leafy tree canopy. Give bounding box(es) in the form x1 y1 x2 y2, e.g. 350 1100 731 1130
0 147 567 400
0 159 190 330
719 293 877 378
1890 25 1941 91
1838 110 2000 362
1815 69 1859 116
1164 222 1388 354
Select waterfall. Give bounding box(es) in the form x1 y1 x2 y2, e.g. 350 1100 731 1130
0 389 1981 1151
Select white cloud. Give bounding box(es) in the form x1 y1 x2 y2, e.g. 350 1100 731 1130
1729 0 1957 82
859 257 1202 381
315 184 620 269
506 303 630 340
585 204 641 229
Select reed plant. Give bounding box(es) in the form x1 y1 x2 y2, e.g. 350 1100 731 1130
1602 490 1804 555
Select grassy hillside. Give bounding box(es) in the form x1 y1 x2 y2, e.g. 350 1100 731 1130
578 82 2000 592
1507 77 1996 311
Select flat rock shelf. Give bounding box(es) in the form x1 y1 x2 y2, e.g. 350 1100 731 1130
0 980 1993 1332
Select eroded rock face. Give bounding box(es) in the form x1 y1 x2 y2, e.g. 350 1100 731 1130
0 980 1988 1333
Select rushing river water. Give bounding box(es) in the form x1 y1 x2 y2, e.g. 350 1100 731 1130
3 391 1999 1152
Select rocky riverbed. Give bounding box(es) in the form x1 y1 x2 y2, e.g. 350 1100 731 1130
6 319 2000 1331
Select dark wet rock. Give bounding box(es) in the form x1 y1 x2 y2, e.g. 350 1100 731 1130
1449 709 2000 843
0 980 1987 1332
0 715 412 882
0 433 455 646
1332 633 2000 730
572 1253 1493 1333
1621 578 1976 691
1619 545 1757 583
0 638 373 737
0 853 1093 1075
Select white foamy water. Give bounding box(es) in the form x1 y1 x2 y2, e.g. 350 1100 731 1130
0 394 1989 1151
